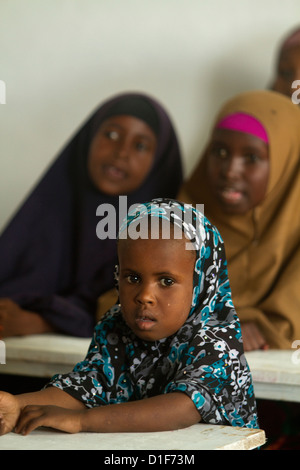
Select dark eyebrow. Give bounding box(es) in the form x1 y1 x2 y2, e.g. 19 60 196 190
210 139 228 146
101 120 155 141
242 145 261 152
153 271 175 276
120 267 179 278
100 121 124 131
211 138 267 152
120 267 139 273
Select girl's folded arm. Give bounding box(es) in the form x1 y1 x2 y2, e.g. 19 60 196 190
80 392 201 433
16 386 86 411
15 391 201 435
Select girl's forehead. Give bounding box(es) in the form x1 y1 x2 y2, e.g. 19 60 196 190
99 114 157 137
118 236 196 262
119 205 205 250
211 128 269 151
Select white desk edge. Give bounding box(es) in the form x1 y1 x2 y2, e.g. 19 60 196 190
0 424 265 451
0 334 270 450
1 334 300 404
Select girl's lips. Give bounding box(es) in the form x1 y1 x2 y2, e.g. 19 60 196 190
104 164 127 181
219 187 243 204
135 315 156 331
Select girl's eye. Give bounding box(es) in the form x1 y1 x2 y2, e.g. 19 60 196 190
105 130 119 140
126 274 140 284
135 140 151 152
212 147 228 159
279 68 294 81
160 278 174 287
245 153 260 164
135 141 149 152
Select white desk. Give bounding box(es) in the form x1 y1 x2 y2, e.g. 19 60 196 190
0 335 267 450
1 334 90 377
0 424 265 450
245 349 300 403
1 334 300 403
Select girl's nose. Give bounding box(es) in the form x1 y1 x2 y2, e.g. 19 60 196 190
115 139 131 160
222 156 243 180
135 283 156 305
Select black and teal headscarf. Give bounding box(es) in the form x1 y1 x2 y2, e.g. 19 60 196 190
47 199 258 428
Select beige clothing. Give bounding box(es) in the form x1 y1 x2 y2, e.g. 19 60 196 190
179 90 300 348
97 288 118 322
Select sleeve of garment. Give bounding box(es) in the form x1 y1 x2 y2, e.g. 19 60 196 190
237 244 300 349
45 312 132 404
24 293 96 338
0 196 115 337
46 332 109 406
28 264 115 337
2 282 111 338
162 323 258 429
0 232 116 338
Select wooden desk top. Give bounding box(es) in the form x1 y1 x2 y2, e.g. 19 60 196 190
0 424 265 450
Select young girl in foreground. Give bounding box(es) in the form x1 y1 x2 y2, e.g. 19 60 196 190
0 199 258 435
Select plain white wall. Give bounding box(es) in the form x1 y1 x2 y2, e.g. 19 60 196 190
0 0 299 230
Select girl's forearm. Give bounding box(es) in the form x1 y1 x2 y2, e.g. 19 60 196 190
16 386 85 411
80 392 200 433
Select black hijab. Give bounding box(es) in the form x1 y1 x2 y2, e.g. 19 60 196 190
0 92 183 336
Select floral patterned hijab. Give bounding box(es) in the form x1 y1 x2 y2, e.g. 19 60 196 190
47 199 258 428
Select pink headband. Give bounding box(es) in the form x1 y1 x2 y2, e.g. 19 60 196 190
216 112 269 144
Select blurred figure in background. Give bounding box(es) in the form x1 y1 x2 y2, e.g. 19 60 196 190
270 25 300 102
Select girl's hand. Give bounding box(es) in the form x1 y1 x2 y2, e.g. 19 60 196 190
0 298 55 337
15 405 85 435
0 391 21 435
240 322 269 351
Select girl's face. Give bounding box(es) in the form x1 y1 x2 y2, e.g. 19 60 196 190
272 45 300 98
206 129 270 214
88 115 157 195
118 236 195 342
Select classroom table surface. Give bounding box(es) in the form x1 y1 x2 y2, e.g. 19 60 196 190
0 335 269 450
0 423 265 451
245 348 300 403
1 334 300 404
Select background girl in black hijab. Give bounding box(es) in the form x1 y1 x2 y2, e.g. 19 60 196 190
0 92 183 338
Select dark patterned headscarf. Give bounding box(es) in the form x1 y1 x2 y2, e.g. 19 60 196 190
47 199 258 428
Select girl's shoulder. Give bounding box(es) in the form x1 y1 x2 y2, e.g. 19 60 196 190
93 305 124 340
